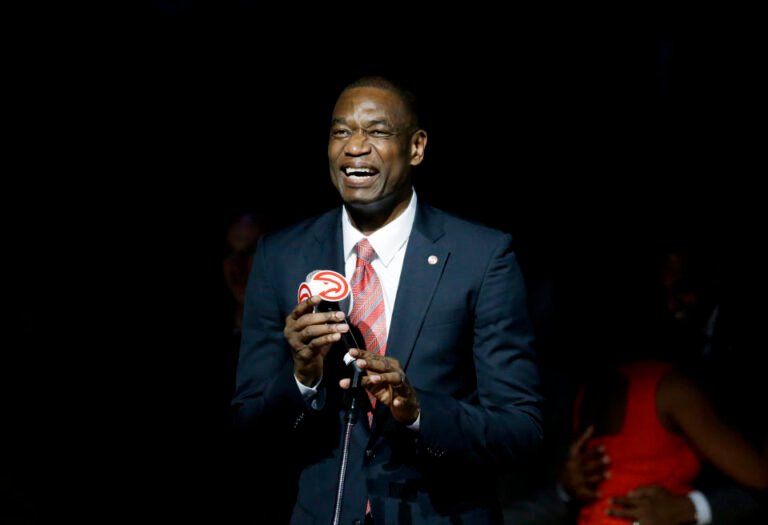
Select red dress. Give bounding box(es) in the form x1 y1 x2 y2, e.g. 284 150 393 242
576 361 702 525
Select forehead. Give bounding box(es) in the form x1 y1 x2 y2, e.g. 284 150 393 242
332 87 410 124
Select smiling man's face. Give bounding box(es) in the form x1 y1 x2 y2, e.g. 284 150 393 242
328 86 426 224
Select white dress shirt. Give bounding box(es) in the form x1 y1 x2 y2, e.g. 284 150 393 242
341 190 417 332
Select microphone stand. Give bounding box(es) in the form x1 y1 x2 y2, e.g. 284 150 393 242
331 325 368 525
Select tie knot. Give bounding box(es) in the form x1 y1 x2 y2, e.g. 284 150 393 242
355 239 375 262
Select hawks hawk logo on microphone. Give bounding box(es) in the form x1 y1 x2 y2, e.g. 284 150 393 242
297 270 351 304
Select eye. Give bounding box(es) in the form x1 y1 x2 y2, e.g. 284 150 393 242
369 129 393 137
331 128 351 138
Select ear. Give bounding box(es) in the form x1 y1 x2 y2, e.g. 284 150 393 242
409 129 428 166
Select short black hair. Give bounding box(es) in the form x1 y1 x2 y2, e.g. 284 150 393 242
341 75 421 128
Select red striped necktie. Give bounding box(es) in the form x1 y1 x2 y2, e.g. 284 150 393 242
349 239 387 358
350 239 387 519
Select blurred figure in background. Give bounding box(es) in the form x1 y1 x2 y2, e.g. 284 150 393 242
559 246 768 525
223 212 264 337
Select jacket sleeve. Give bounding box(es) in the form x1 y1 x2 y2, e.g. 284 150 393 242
231 235 330 438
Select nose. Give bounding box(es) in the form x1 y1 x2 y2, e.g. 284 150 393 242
344 129 371 156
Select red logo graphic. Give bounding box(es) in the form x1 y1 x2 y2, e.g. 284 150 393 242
311 270 350 301
297 282 312 303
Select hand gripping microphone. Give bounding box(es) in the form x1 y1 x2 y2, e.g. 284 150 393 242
298 270 363 388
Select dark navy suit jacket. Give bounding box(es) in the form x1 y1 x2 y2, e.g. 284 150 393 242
232 201 543 525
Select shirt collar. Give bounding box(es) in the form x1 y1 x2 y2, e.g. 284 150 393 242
342 190 418 267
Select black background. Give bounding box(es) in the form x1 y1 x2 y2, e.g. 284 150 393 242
4 4 763 522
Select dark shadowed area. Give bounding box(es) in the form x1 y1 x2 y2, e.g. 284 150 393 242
4 4 762 523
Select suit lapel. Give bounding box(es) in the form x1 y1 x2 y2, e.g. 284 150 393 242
386 204 448 371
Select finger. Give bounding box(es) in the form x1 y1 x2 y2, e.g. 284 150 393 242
287 295 345 328
587 471 609 485
300 321 348 342
582 465 608 480
610 496 633 508
294 309 347 331
626 485 656 498
391 384 419 414
356 373 390 389
290 295 322 320
303 331 342 351
392 374 415 398
579 451 609 475
354 353 383 370
583 453 609 471
586 445 608 461
348 348 371 360
366 371 402 386
605 507 637 519
359 354 398 374
339 378 351 390
349 348 390 366
393 396 416 408
576 425 595 446
570 425 595 454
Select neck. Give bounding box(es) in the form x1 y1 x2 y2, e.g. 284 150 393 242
346 189 413 236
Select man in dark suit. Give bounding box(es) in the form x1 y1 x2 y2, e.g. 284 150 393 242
232 76 543 525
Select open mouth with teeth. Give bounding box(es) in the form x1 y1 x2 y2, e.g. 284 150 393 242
342 167 379 177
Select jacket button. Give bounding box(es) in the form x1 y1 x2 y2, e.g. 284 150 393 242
365 448 375 458
352 520 362 525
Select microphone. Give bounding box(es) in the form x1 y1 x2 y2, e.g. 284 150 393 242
298 270 363 388
340 332 364 390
